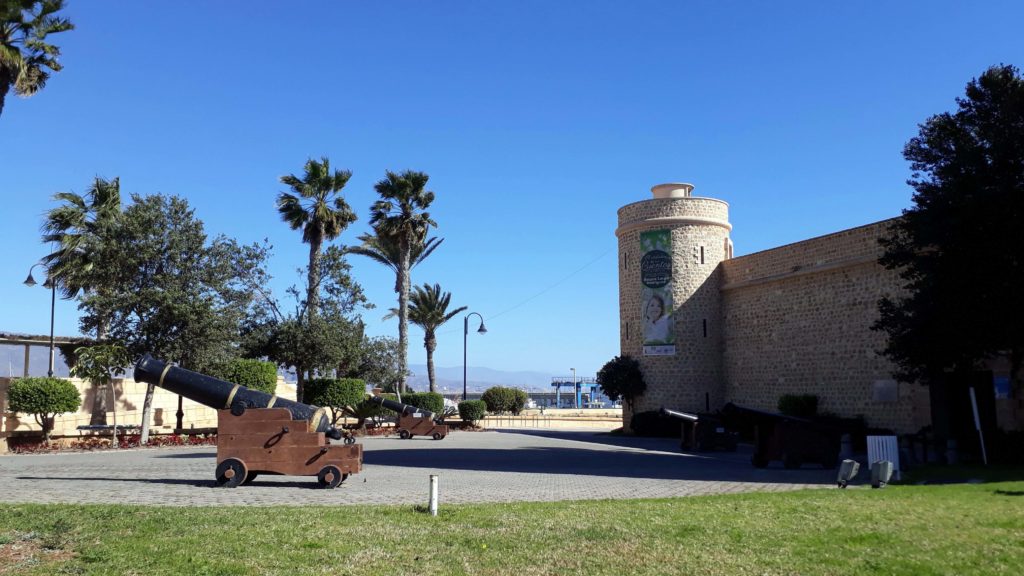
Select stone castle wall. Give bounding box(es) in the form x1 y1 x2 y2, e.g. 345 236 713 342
719 219 931 433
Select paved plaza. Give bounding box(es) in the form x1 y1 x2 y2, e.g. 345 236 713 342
0 429 834 506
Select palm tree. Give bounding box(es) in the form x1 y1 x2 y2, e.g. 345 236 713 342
41 176 122 424
387 284 466 392
359 170 437 393
41 176 122 303
1 0 74 118
277 157 356 323
347 231 443 294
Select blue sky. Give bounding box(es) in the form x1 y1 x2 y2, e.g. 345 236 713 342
1 1 1021 378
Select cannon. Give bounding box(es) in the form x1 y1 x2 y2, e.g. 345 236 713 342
721 403 839 469
370 395 448 440
660 407 738 452
134 354 362 488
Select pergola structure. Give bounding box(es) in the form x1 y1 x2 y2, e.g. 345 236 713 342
0 332 89 377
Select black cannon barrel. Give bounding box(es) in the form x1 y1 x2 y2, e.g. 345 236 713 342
369 396 437 421
134 354 341 439
660 407 699 422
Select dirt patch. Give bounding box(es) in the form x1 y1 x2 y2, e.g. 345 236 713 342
0 533 75 574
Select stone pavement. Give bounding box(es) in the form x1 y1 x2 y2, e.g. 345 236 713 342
0 429 834 507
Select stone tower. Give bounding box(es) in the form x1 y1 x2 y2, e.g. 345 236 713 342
615 183 732 422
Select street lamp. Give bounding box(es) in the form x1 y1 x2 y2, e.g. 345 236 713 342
23 263 56 378
571 367 577 409
463 312 487 401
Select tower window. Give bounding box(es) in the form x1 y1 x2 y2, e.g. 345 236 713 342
700 246 705 265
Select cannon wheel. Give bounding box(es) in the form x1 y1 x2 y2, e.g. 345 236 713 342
432 432 444 440
751 453 769 468
243 472 259 485
215 458 247 488
399 430 411 440
317 465 346 489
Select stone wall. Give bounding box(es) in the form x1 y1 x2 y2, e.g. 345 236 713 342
0 376 297 440
719 219 931 433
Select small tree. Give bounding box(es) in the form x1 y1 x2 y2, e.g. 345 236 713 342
458 400 487 424
69 344 130 448
597 355 646 414
305 378 366 426
8 377 81 442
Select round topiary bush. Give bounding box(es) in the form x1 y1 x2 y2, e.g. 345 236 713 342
458 400 487 424
8 377 82 441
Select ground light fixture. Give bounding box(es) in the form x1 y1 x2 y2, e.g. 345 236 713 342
836 459 860 488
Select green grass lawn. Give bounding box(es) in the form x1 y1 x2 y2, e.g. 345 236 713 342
1 482 1022 575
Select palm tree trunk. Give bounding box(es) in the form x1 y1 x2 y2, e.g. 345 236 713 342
425 333 437 393
0 75 10 118
397 237 412 394
307 235 322 322
89 320 110 426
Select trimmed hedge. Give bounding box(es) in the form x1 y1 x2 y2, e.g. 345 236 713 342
7 377 81 441
458 400 487 424
480 386 528 415
220 358 278 394
402 392 444 415
306 378 366 410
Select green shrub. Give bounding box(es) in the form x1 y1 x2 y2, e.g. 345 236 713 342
508 388 528 415
597 355 646 413
403 392 444 415
351 394 397 428
305 378 367 425
8 377 82 441
778 394 818 419
458 400 487 424
220 359 277 394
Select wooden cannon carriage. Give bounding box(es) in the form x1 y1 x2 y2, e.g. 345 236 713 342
370 395 449 440
135 354 363 488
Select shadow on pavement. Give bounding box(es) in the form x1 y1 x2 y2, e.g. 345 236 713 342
364 444 833 484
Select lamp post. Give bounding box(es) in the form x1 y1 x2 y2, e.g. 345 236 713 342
23 263 56 377
571 367 577 409
463 312 487 401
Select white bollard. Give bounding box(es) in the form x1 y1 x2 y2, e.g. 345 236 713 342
429 474 439 516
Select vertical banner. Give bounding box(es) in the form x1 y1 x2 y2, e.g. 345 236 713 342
640 230 675 356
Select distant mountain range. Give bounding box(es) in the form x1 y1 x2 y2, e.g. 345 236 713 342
1 345 559 393
405 364 557 393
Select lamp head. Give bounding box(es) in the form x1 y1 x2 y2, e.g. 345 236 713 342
23 271 37 287
477 321 487 335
